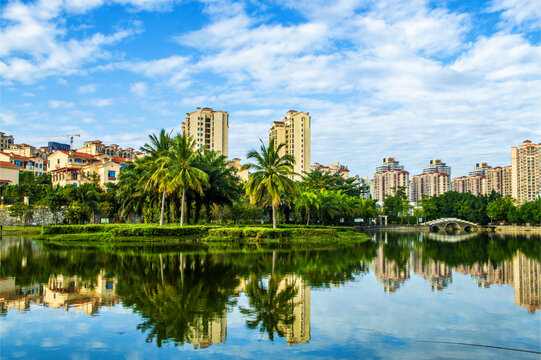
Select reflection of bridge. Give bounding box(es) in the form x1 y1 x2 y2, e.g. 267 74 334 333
424 232 479 242
425 218 479 232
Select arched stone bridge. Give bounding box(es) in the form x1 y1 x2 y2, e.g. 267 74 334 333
425 218 479 232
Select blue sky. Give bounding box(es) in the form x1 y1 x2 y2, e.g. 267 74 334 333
1 0 540 177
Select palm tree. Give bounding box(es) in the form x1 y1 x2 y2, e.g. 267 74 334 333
195 150 241 223
140 129 173 226
239 273 298 341
295 190 320 225
242 139 297 229
151 134 209 226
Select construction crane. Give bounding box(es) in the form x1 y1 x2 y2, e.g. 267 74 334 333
46 134 81 150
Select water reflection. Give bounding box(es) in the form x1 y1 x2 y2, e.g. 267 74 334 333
0 232 540 351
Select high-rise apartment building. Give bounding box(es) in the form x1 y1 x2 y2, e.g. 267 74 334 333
376 157 404 173
451 174 486 196
269 110 311 179
485 166 512 197
373 157 409 202
182 107 229 158
423 159 451 176
0 132 14 152
410 172 449 202
469 162 491 176
511 140 541 203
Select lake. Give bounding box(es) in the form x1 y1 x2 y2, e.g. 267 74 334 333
1 232 540 359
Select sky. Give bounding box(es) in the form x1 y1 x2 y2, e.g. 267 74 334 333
1 0 540 178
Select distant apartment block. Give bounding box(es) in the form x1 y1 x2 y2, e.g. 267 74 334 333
410 171 449 202
310 161 350 178
485 166 512 197
373 158 409 202
46 141 71 154
269 110 311 179
228 158 249 182
77 140 142 159
0 132 14 153
375 157 404 173
469 162 491 176
512 140 541 203
423 159 451 187
451 174 486 196
182 107 229 158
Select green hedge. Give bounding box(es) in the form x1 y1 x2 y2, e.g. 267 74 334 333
42 224 213 237
291 228 337 236
208 227 293 239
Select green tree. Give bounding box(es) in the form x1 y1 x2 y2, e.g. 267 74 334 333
383 187 409 223
150 134 209 226
486 196 516 223
140 129 174 226
242 139 297 229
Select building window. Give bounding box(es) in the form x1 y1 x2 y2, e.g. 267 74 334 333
108 170 116 178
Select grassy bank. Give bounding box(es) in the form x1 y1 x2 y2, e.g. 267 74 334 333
36 223 369 248
1 226 42 235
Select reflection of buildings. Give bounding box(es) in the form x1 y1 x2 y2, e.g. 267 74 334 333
235 274 311 345
513 252 540 313
0 278 42 314
411 250 452 291
277 275 311 345
373 247 410 292
188 313 227 349
0 270 119 316
455 252 540 313
455 261 514 288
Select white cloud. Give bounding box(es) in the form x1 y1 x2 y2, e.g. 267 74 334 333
489 0 541 30
49 100 75 108
130 82 148 97
0 112 18 125
89 98 113 107
78 84 97 94
0 1 140 83
82 117 96 123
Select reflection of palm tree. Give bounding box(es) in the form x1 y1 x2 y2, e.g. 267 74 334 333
240 273 298 341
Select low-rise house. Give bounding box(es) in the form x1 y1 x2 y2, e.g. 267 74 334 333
0 161 20 185
47 150 96 171
0 152 46 176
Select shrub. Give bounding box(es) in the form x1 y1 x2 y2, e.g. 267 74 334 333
42 224 214 237
207 227 292 240
291 228 338 236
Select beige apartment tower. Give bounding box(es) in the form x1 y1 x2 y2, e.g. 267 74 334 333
511 140 541 203
410 172 449 202
182 107 229 158
269 110 311 179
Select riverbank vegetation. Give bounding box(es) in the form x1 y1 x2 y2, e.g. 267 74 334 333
381 188 540 225
2 130 538 229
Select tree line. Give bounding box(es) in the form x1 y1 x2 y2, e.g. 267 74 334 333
2 130 538 227
1 130 375 227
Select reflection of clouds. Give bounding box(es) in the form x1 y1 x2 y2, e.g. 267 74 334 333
40 337 56 348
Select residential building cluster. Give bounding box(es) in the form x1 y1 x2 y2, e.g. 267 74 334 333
1 111 539 205
369 140 540 204
0 133 143 189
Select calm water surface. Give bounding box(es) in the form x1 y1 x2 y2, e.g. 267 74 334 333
1 232 540 359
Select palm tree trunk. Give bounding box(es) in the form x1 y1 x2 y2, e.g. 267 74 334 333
159 189 166 226
306 208 311 226
272 203 277 229
180 186 186 227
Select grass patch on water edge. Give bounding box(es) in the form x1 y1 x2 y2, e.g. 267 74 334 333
1 226 42 235
35 225 369 253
